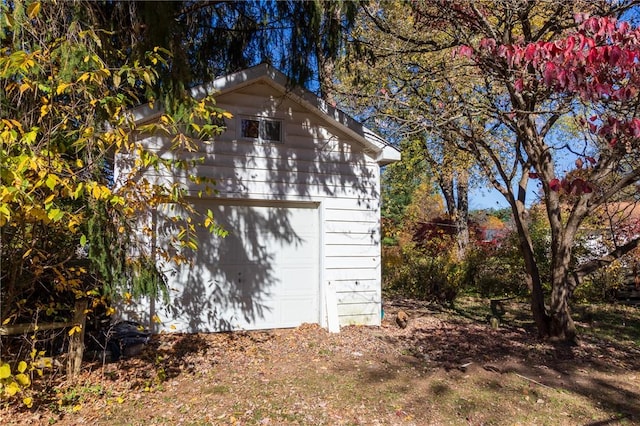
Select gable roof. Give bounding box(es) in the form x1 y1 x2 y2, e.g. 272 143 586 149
131 63 400 166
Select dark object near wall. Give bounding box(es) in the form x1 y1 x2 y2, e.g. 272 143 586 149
86 321 151 362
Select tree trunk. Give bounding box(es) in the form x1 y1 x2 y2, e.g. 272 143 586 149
549 258 576 342
439 176 456 217
67 298 88 382
521 243 551 338
455 171 469 260
510 197 551 338
549 284 577 342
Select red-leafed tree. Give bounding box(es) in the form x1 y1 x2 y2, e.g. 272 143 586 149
341 1 640 341
475 14 640 341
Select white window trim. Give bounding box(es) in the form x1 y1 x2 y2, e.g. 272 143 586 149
238 116 284 144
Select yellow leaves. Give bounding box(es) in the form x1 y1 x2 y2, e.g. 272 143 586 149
65 218 79 233
142 70 153 87
159 115 174 125
68 325 82 336
82 126 94 138
105 306 116 316
46 207 64 222
71 182 84 199
45 174 58 191
0 360 31 399
93 184 111 200
0 203 11 226
23 397 33 408
8 50 36 71
4 381 20 397
56 82 71 95
82 182 112 201
15 374 30 387
76 69 110 85
22 128 38 144
19 81 33 94
27 2 41 19
40 104 50 118
35 357 52 369
0 184 15 203
0 364 11 380
204 215 213 229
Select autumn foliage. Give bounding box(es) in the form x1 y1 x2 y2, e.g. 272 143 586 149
461 15 640 197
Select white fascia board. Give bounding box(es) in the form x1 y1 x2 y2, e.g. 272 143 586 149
128 103 164 126
190 63 284 99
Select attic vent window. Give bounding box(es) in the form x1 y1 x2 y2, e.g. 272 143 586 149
240 117 282 143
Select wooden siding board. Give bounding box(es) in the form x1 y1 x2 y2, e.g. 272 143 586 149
324 232 380 246
333 279 379 293
324 221 378 234
335 290 380 305
325 208 378 223
217 90 368 152
326 269 380 281
337 302 380 317
128 171 378 201
338 313 380 326
324 244 379 257
143 142 371 165
325 256 379 269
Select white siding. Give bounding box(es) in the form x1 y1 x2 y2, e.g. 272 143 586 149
120 80 382 330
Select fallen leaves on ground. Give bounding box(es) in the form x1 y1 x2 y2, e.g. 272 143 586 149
3 299 640 425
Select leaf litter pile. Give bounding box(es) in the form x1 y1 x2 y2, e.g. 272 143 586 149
4 299 640 425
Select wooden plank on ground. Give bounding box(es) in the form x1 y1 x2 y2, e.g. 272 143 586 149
0 322 72 336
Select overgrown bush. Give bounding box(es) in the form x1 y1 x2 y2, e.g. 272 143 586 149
463 242 530 298
574 260 627 302
383 242 461 304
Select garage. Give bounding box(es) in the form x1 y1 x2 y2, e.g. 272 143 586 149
151 199 320 332
120 64 399 332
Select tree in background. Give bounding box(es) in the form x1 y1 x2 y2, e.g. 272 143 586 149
340 0 640 341
87 1 359 101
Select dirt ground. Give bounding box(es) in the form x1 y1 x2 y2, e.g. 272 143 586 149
4 299 640 425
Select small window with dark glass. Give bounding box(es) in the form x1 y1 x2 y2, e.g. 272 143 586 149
240 117 282 143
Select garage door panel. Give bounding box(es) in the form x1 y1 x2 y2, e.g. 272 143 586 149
155 201 319 332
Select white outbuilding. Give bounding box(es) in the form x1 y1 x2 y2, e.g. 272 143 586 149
118 64 399 333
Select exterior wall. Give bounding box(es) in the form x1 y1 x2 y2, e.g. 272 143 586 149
122 81 382 329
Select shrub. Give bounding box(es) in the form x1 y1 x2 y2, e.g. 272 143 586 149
383 242 460 304
462 244 529 298
574 260 626 302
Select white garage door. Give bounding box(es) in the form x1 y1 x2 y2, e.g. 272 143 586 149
154 200 320 332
